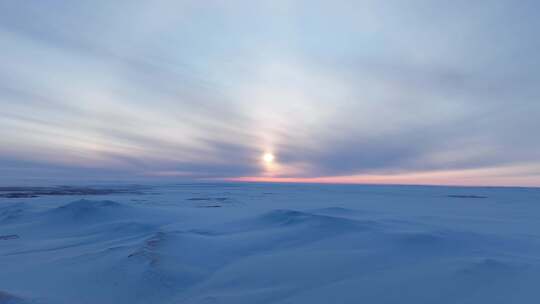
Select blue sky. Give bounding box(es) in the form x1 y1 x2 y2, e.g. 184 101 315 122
1 1 539 186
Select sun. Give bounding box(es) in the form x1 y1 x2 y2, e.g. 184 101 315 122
262 152 275 163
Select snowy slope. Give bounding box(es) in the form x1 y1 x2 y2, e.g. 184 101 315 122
1 183 540 303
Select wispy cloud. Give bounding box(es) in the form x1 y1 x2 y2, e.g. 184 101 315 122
1 1 539 186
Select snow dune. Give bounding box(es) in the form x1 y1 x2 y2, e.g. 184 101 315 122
1 184 540 303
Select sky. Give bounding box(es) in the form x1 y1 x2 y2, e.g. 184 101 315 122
1 0 539 186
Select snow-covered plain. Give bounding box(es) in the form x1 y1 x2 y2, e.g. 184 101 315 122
1 183 540 303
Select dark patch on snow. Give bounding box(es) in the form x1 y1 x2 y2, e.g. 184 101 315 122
0 234 19 241
0 185 146 198
186 196 240 208
447 195 488 199
0 290 24 303
187 197 228 201
0 193 39 198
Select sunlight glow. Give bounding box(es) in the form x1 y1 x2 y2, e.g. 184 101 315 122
262 152 275 163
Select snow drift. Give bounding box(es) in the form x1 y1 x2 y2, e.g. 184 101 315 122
1 184 540 303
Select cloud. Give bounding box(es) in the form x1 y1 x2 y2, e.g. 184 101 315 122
0 1 539 185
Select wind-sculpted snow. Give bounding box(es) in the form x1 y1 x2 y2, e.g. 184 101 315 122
47 199 126 221
0 290 50 304
193 209 372 236
0 203 31 224
1 184 540 303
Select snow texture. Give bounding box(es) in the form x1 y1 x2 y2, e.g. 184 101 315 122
1 183 540 303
